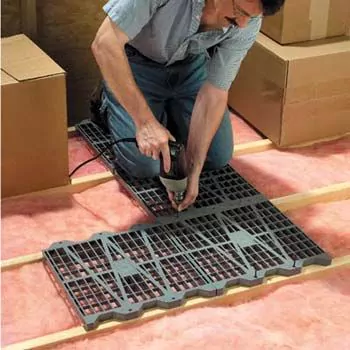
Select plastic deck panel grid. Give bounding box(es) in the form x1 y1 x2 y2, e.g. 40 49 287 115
75 119 116 170
76 120 265 217
43 200 331 330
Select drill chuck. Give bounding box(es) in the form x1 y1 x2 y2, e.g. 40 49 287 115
174 191 185 204
159 176 187 204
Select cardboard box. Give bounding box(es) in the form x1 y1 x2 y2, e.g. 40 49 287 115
1 34 69 197
261 0 350 44
228 33 350 147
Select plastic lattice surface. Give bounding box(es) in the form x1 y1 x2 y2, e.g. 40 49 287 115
126 165 265 218
44 200 331 330
76 119 115 169
76 120 265 217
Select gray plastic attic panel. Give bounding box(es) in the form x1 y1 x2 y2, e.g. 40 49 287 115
43 200 331 330
76 119 265 217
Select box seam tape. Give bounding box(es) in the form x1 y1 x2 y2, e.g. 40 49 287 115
309 0 330 40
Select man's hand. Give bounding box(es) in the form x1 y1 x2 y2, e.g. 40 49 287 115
136 119 175 173
168 166 201 212
178 170 200 211
168 82 228 211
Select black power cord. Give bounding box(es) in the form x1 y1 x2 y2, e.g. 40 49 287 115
69 137 137 178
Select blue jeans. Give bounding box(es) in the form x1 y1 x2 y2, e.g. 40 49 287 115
101 45 233 178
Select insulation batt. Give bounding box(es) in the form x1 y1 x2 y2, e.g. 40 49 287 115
72 180 151 229
1 181 151 261
286 200 350 258
1 264 77 346
231 137 350 198
1 201 350 347
69 135 108 177
230 113 263 144
1 193 114 260
53 268 350 350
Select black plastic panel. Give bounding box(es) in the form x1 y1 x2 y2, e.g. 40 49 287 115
76 120 265 217
44 200 331 330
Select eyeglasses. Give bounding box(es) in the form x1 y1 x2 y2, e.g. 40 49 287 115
232 0 261 19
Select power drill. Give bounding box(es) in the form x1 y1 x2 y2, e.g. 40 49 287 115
159 141 188 205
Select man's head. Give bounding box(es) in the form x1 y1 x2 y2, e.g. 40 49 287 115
202 0 285 29
227 0 286 27
260 0 285 16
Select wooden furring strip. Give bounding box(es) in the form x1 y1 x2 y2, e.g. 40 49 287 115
1 252 43 272
234 139 274 156
272 181 350 212
1 172 114 203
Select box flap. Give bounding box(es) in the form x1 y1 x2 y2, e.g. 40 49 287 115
1 70 18 85
257 33 350 60
1 34 65 82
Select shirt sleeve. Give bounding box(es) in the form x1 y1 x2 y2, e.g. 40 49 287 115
207 17 262 91
103 0 168 40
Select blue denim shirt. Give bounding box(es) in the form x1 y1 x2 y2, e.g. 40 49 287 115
103 0 262 90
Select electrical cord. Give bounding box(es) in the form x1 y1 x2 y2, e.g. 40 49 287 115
69 137 137 178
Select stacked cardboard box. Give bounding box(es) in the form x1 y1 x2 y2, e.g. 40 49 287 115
228 0 350 147
261 0 350 44
1 35 69 197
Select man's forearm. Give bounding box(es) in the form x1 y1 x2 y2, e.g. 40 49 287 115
92 18 154 129
186 82 228 173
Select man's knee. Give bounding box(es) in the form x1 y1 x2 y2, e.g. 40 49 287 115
205 141 233 170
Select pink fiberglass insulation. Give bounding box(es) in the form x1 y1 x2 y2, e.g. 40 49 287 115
2 200 349 346
230 113 263 144
1 263 77 346
1 181 151 261
1 193 114 260
52 267 349 350
72 180 151 228
69 135 108 178
231 137 350 198
68 113 262 178
285 200 350 258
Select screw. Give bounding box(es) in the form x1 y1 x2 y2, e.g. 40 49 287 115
174 191 185 204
